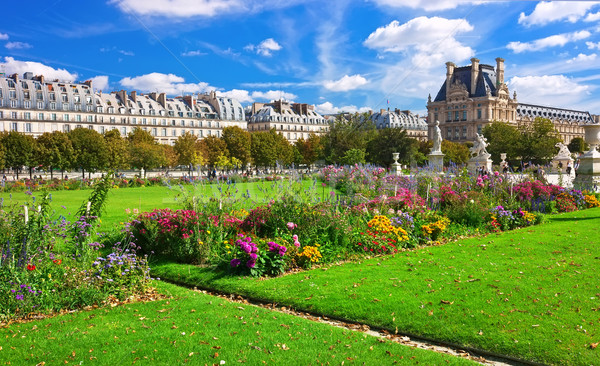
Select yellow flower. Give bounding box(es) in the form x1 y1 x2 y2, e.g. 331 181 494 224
207 230 211 234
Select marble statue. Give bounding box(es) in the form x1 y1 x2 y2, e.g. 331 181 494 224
470 133 489 157
555 142 571 159
431 120 442 153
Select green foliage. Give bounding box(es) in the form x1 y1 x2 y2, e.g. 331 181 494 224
69 127 109 176
441 140 469 165
482 121 520 163
340 148 366 165
36 131 75 179
0 131 36 179
250 130 277 167
173 132 199 167
366 127 417 166
295 133 323 166
322 113 375 164
221 126 252 168
127 128 166 175
567 137 587 154
197 135 228 167
518 118 562 164
103 129 128 170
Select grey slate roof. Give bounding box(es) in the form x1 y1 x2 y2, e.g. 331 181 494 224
433 64 497 102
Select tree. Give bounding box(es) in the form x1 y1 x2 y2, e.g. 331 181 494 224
271 129 294 167
222 126 251 170
340 148 366 165
163 144 179 169
104 129 128 171
295 133 323 167
127 128 166 177
441 140 470 165
517 118 561 164
366 127 417 167
482 121 521 164
0 139 5 170
251 131 277 169
568 137 588 154
322 113 375 164
197 135 228 168
69 128 108 179
36 131 75 179
174 132 199 175
0 131 36 179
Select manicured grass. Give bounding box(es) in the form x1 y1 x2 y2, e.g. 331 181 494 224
0 281 475 365
152 207 600 365
0 179 333 232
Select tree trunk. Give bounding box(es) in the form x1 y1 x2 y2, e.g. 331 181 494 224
82 168 85 179
50 166 53 180
61 170 64 180
29 166 33 180
15 168 19 180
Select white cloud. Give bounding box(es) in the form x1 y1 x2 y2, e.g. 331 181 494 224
0 33 8 40
182 50 206 57
508 75 591 107
507 31 591 53
371 0 482 11
110 0 241 17
586 41 600 50
118 50 134 56
364 17 473 52
5 41 32 50
585 11 600 22
0 57 77 81
323 74 368 92
364 17 474 69
315 101 371 115
89 75 110 91
217 89 297 103
120 72 215 95
567 53 597 64
244 38 282 56
518 1 598 26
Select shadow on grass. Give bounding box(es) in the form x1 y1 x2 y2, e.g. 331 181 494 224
548 216 600 221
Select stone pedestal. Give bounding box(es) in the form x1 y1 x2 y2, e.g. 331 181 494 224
467 154 493 174
551 156 573 174
427 152 444 172
573 149 600 191
392 152 402 176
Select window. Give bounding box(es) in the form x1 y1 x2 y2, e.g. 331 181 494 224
86 105 93 112
25 123 32 133
161 128 167 136
24 112 31 120
121 127 126 135
97 106 104 113
132 117 137 124
100 126 105 134
477 109 482 119
76 115 82 122
152 128 157 136
11 112 17 119
462 110 467 120
23 91 30 99
447 111 451 121
63 125 70 133
454 111 459 121
9 90 16 99
447 127 452 139
462 126 467 138
477 124 482 134
49 93 56 101
181 129 186 136
181 120 185 126
87 115 93 122
50 102 56 110
454 127 459 139
62 94 68 102
172 129 176 136
37 101 44 109
10 100 17 108
142 118 147 125
51 113 57 121
38 113 44 120
11 122 18 131
63 114 69 121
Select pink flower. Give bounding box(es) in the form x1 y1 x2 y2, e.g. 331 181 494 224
292 234 298 241
287 222 297 230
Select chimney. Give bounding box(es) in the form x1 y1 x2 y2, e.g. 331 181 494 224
35 75 45 84
495 57 505 86
158 93 167 108
130 90 137 103
117 90 127 105
23 72 33 80
445 62 455 98
148 92 157 101
83 79 92 88
10 73 19 83
380 108 385 114
182 95 196 107
470 58 479 95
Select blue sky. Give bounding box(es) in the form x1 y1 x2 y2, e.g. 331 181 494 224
2 1 600 116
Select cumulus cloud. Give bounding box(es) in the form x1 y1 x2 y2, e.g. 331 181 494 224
508 75 591 107
0 33 8 40
315 101 371 115
507 31 591 53
89 75 110 91
586 41 600 50
585 11 600 22
371 0 482 11
244 38 282 56
567 53 597 64
0 57 77 81
518 1 598 26
364 17 474 69
218 89 297 103
110 0 241 17
120 72 215 95
323 74 368 92
5 41 32 50
181 50 206 57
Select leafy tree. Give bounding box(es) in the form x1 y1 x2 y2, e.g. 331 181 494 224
174 132 199 175
366 127 417 167
295 133 323 167
340 148 366 165
272 130 294 167
197 135 228 168
69 128 108 179
127 128 166 177
482 121 521 163
215 154 232 170
0 131 36 179
568 137 588 154
104 129 128 171
222 126 251 170
163 144 179 168
517 118 561 164
0 139 5 170
251 131 277 169
322 113 375 164
36 131 75 179
441 140 470 165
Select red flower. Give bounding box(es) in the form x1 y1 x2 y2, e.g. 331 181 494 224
53 259 62 265
27 264 36 271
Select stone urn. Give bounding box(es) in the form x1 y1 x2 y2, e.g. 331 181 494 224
583 123 600 156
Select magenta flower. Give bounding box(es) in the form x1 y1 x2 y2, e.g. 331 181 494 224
246 259 256 268
230 258 241 267
287 222 297 230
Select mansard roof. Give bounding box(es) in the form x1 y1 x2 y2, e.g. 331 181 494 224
517 103 593 123
433 64 497 102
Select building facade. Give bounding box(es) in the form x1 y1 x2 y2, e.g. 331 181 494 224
246 100 329 143
370 108 428 141
426 57 593 144
0 73 246 145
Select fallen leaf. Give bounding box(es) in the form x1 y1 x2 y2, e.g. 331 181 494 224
591 342 599 349
440 300 454 305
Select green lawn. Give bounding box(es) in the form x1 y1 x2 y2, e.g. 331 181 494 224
0 281 475 365
152 207 600 366
0 179 333 232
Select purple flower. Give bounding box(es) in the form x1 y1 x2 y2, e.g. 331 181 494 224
15 294 23 301
230 258 241 268
246 259 256 268
249 253 258 260
278 246 287 257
